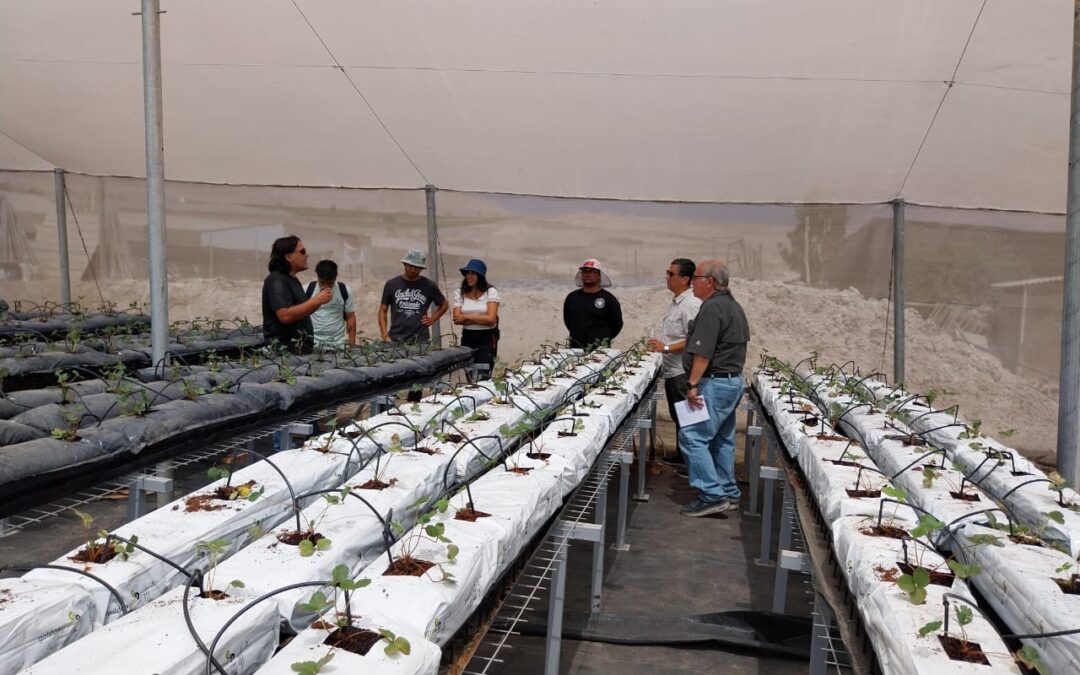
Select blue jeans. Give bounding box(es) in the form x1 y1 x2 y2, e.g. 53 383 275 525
678 376 744 503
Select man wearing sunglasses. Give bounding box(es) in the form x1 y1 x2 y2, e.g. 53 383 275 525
678 260 750 517
262 235 332 353
647 259 702 474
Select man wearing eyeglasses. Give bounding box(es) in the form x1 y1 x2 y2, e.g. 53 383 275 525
261 235 332 353
678 260 750 517
646 259 701 474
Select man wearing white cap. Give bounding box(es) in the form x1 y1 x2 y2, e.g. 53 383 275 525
563 258 623 350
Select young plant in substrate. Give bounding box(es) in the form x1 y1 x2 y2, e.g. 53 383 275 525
292 564 411 670
179 376 205 401
918 604 988 664
385 496 459 579
895 513 949 605
278 488 349 557
69 509 137 564
51 404 86 441
205 465 264 502
193 538 245 599
1046 471 1079 511
356 434 404 490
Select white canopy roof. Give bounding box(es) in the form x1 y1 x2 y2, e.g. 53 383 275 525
0 0 1071 212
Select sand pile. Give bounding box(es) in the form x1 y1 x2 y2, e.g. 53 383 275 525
5 276 1060 465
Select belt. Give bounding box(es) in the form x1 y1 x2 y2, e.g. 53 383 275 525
702 372 741 379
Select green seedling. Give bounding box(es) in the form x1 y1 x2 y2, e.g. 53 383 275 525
897 566 931 605
180 377 205 401
957 419 983 440
291 653 334 675
194 538 230 595
72 509 136 563
118 389 151 417
379 628 412 656
1047 472 1075 508
51 404 85 441
1015 645 1049 675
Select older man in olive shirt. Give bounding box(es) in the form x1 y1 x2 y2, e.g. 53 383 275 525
678 259 750 517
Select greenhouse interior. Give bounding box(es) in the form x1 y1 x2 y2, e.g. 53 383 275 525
1 1 1079 674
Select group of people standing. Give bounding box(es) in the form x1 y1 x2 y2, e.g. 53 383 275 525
262 236 749 518
260 237 501 368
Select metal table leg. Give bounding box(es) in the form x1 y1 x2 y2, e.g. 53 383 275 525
613 451 632 551
591 483 607 612
544 544 569 675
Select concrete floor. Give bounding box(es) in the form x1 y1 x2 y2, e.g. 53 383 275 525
474 410 813 675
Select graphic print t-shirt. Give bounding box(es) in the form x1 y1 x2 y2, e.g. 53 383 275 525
381 275 446 342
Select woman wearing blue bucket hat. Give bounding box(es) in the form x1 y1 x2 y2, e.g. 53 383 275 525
452 258 500 371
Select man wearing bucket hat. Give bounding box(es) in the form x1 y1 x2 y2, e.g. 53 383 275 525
563 258 623 351
378 249 448 346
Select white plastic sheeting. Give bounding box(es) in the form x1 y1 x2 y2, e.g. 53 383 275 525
0 0 1072 212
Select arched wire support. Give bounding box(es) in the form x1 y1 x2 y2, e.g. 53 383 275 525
887 447 949 480
2 564 129 616
436 434 505 512
292 487 396 570
211 442 299 516
340 420 422 475
843 372 887 404
103 534 196 581
93 376 173 424
198 578 337 675
908 403 962 428
998 477 1053 503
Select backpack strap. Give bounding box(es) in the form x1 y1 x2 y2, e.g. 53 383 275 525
338 282 349 303
306 281 316 298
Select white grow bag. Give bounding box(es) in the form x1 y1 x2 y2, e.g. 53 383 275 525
254 606 440 675
954 523 1080 675
0 578 96 675
21 585 280 675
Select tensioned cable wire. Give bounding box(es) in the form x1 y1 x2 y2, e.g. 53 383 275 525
62 182 105 305
894 0 990 199
287 0 429 185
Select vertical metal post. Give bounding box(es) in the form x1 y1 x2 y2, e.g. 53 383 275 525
771 481 795 613
53 169 71 306
543 543 568 675
591 483 607 612
802 215 811 284
1059 2 1080 489
633 424 650 501
141 0 168 368
893 199 905 384
614 454 631 551
425 185 442 348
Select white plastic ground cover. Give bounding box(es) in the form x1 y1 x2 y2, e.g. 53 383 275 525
21 585 280 675
953 523 1080 675
25 445 349 627
213 448 456 631
852 376 1080 558
831 517 1020 674
446 399 536 481
0 578 95 675
525 414 611 497
254 604 440 675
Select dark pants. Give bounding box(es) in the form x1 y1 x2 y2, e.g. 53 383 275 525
664 373 690 457
462 327 499 371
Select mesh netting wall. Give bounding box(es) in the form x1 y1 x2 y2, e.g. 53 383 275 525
0 171 1063 463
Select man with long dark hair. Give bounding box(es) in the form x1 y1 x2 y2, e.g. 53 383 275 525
261 235 331 353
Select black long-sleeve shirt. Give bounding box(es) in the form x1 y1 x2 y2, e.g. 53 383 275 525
563 289 623 350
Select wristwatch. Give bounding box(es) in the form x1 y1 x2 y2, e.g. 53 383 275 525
662 344 670 353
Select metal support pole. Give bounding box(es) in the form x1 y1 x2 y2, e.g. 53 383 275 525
1019 286 1029 370
543 543 568 675
425 185 442 348
630 416 648 501
53 169 71 306
745 424 763 517
591 483 607 612
613 451 631 551
140 0 168 368
771 481 796 613
755 465 782 567
1059 0 1080 488
893 199 905 384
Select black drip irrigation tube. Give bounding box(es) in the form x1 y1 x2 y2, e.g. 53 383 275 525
3 564 130 616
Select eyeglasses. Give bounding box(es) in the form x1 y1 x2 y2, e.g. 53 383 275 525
691 275 710 282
